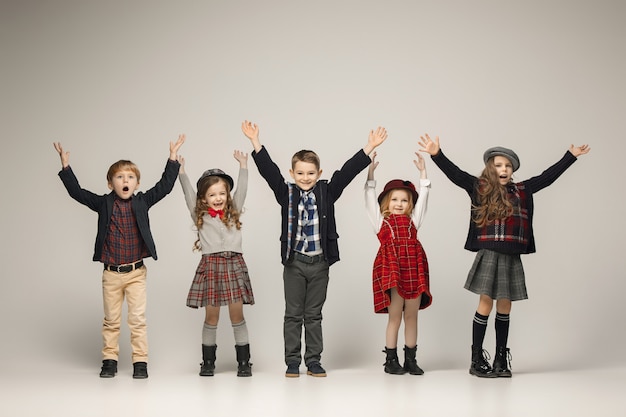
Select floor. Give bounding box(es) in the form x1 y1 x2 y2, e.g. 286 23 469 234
3 361 624 417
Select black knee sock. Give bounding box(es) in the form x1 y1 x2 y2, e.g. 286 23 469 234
495 313 510 348
472 312 489 349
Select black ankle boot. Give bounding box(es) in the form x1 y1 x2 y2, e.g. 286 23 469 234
99 359 117 378
235 344 252 377
403 345 424 375
470 346 497 378
200 344 216 376
492 346 512 377
383 347 407 375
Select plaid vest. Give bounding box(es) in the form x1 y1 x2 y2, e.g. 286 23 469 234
474 183 530 247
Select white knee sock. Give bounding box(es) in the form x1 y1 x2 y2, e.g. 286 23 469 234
202 323 218 346
232 320 249 345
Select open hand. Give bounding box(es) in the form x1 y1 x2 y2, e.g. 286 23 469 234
170 134 186 160
233 149 248 167
53 142 70 168
569 144 590 157
418 133 440 156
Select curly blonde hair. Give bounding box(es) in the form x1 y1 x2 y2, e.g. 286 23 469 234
192 176 242 251
472 158 514 228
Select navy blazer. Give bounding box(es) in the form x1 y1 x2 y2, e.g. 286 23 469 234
58 159 180 262
252 146 371 266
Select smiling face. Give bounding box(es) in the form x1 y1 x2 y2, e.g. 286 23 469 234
289 160 322 191
388 189 412 215
493 155 514 185
108 169 140 199
202 180 229 212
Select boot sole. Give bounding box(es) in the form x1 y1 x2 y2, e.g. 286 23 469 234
385 369 407 375
469 369 498 378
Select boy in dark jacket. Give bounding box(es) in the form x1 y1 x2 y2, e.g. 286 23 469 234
241 121 387 377
53 135 184 378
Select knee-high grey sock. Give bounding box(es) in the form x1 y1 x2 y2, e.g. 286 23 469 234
232 320 249 346
202 323 218 346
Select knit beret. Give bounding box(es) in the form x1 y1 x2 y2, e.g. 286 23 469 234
483 147 520 172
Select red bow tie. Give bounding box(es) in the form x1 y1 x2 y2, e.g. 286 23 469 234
208 208 224 218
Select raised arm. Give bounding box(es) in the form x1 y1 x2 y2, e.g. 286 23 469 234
177 155 186 175
170 134 186 161
232 150 249 210
363 126 388 156
364 153 383 232
418 134 475 193
417 133 440 157
412 151 431 230
53 142 70 168
233 150 248 169
413 151 427 180
241 120 262 153
367 151 379 181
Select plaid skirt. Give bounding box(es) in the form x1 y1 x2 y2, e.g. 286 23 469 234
465 249 527 301
186 252 254 308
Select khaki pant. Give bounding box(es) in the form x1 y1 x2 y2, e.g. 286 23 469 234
101 266 148 363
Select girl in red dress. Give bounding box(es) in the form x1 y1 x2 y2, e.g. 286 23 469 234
365 151 432 375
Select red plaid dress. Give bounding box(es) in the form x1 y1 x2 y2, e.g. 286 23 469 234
372 214 432 313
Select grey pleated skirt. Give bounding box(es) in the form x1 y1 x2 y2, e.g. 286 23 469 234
464 249 528 301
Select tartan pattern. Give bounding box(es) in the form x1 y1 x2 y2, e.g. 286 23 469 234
101 197 148 265
294 190 321 254
431 149 578 254
465 249 527 301
372 214 432 313
186 252 254 308
475 183 530 246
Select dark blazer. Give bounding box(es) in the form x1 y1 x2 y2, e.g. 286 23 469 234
252 146 371 266
58 159 180 262
431 149 577 254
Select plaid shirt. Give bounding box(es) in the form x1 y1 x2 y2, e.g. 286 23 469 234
101 197 148 265
294 190 321 254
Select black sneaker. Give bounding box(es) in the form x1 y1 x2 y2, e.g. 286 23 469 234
132 362 148 379
285 362 300 378
99 360 117 378
306 361 327 377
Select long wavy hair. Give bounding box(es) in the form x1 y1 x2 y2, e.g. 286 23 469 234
379 189 415 218
472 157 514 228
192 176 242 251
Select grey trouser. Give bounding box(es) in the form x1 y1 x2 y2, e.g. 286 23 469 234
282 255 329 366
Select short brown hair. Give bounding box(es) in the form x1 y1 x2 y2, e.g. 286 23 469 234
106 160 140 183
291 150 320 170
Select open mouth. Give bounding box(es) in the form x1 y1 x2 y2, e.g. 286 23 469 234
123 186 129 192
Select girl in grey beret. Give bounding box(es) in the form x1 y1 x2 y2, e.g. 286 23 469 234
418 135 589 378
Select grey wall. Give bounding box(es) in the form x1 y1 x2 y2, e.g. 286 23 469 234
1 0 623 372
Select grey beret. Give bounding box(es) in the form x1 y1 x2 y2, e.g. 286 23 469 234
197 168 234 189
483 147 520 172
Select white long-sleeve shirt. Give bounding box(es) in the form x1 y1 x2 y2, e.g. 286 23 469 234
364 178 431 234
